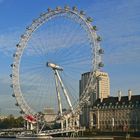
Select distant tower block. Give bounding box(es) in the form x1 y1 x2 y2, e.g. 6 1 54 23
79 71 110 102
79 71 110 127
43 107 57 123
95 71 110 100
118 90 122 102
128 89 132 101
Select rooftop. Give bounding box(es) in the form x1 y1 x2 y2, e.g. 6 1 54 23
92 95 140 109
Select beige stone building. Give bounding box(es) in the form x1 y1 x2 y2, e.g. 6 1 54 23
79 71 110 127
95 71 110 100
43 107 57 123
89 91 140 132
79 71 140 132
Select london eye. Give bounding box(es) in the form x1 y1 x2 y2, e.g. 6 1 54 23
10 6 103 129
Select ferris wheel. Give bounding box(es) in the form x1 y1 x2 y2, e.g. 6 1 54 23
11 6 103 124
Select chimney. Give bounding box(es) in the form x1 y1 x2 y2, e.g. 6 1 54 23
100 97 103 103
128 89 132 101
118 90 121 102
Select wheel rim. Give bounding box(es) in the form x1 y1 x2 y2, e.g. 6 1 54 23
11 7 102 122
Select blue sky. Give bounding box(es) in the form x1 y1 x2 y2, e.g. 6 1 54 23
0 0 140 115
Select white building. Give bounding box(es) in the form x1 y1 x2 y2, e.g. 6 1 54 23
79 71 110 127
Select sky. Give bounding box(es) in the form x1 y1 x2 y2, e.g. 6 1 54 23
0 0 140 115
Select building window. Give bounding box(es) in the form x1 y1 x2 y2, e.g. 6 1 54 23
136 101 139 104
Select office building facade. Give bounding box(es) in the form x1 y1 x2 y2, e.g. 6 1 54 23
79 71 110 127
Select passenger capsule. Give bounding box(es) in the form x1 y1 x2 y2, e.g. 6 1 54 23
47 8 51 12
33 19 38 23
87 17 93 22
99 49 104 54
20 110 24 114
40 12 46 16
21 34 26 39
72 6 78 11
10 84 13 88
12 94 15 97
64 6 70 10
15 103 19 106
98 62 104 67
11 64 15 67
97 36 102 41
92 26 97 31
56 6 61 10
80 10 85 15
16 44 21 48
13 53 18 57
26 26 32 30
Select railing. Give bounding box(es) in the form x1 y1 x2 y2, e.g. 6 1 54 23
43 127 85 135
0 128 25 132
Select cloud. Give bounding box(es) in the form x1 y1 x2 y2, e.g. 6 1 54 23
0 76 18 115
0 75 12 96
0 30 21 56
0 18 92 114
0 18 91 57
104 35 140 64
23 19 91 57
0 75 11 84
86 0 140 65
